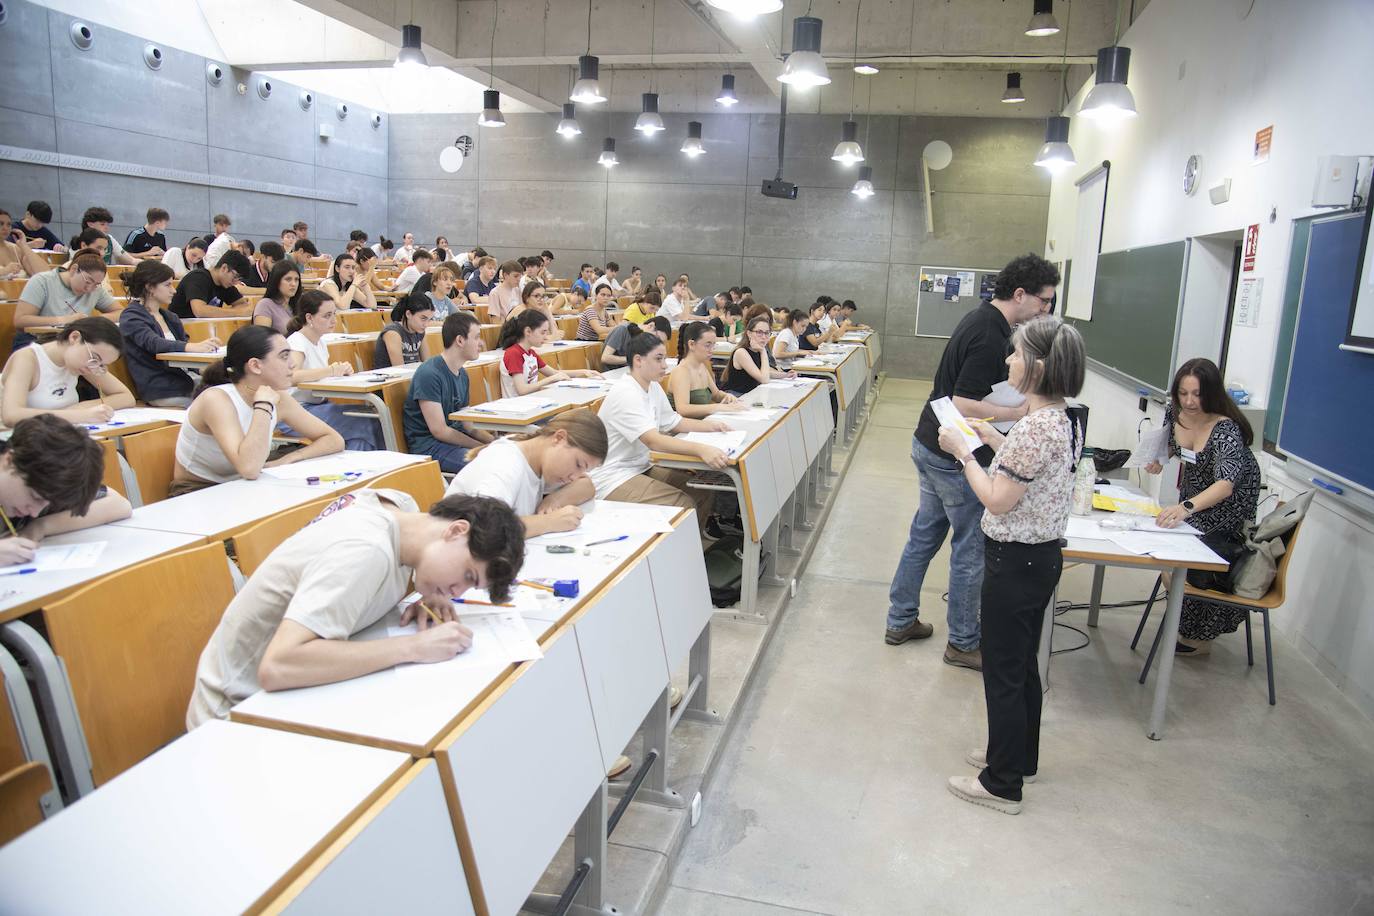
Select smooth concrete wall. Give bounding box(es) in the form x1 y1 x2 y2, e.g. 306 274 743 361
387 111 1050 380
0 0 387 257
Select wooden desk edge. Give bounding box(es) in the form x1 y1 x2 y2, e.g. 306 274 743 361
1063 543 1229 573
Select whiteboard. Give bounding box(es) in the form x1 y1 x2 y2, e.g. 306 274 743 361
1066 163 1109 321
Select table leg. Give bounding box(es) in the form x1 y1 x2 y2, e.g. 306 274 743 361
1087 565 1106 627
0 643 63 818
1038 583 1058 688
1147 566 1187 740
680 624 721 724
760 519 785 588
571 781 610 914
0 621 94 800
609 689 683 809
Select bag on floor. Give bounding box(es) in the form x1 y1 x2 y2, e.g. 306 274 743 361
705 534 744 607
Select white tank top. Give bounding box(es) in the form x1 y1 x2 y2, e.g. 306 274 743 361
24 344 79 410
174 384 276 483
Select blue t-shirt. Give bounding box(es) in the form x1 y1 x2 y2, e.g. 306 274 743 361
572 278 592 297
403 355 471 453
464 275 495 300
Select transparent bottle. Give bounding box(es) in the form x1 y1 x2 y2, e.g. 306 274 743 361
1071 447 1096 516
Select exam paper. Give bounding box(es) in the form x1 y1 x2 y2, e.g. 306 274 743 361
930 396 982 455
389 611 542 681
259 451 413 480
0 541 107 575
1125 425 1170 469
466 396 557 415
680 430 748 456
1106 531 1224 565
715 407 784 427
82 407 189 433
986 380 1027 409
1064 517 1104 540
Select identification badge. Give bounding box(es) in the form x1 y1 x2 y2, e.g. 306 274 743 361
1180 448 1198 464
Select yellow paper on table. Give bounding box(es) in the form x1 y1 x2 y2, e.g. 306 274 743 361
1092 494 1161 516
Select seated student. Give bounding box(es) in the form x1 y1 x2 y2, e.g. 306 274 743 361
436 238 458 269
499 311 599 397
412 264 458 319
621 289 661 326
724 314 794 396
81 206 137 267
603 315 670 369
10 200 64 252
252 262 302 335
283 291 382 451
771 305 790 330
0 209 49 279
119 260 223 408
186 489 525 727
591 261 623 295
517 256 542 291
280 227 298 250
538 250 556 283
170 250 254 320
622 265 643 296
576 285 618 341
464 257 498 303
572 263 595 298
1 317 134 427
376 299 435 369
371 236 395 260
713 301 745 342
821 300 849 342
290 238 319 272
63 229 108 266
668 321 742 417
506 282 563 340
590 332 733 534
351 247 383 307
204 213 235 266
772 308 809 370
659 277 692 322
316 253 376 311
391 248 431 294
393 233 417 262
172 326 344 495
840 299 869 329
403 313 494 472
124 208 169 260
488 260 524 322
652 273 668 298
0 414 132 566
447 409 608 537
550 285 587 316
253 240 287 286
799 301 827 351
13 252 117 352
693 291 724 319
163 237 207 279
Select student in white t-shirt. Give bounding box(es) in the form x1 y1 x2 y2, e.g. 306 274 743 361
186 489 526 727
284 290 384 450
772 308 809 370
390 249 432 294
447 409 608 537
497 310 600 398
589 332 732 536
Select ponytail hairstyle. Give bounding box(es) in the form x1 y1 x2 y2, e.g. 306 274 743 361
127 259 175 301
194 324 281 397
59 316 123 353
639 288 662 310
355 246 377 269
390 296 434 324
327 253 355 290
469 407 609 463
521 281 547 307
264 260 302 310
1010 315 1086 402
498 308 550 350
786 308 808 330
677 319 713 359
67 250 108 279
288 289 332 335
1170 356 1252 446
377 236 394 252
625 326 665 370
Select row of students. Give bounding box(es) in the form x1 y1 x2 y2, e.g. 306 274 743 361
497 311 600 397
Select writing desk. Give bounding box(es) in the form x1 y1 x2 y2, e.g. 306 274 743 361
156 349 222 371
1049 524 1227 740
793 344 870 444
108 478 354 543
296 366 419 451
0 720 420 915
450 381 611 432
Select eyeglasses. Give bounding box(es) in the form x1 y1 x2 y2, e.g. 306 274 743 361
749 328 770 336
532 293 551 300
84 344 106 374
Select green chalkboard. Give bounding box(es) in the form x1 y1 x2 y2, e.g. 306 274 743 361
1065 241 1186 392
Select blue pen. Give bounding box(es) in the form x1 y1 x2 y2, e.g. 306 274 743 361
585 535 628 547
0 567 37 576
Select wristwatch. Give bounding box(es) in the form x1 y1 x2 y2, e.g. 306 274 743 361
1181 499 1195 514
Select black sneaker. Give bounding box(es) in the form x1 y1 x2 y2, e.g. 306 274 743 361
885 618 934 645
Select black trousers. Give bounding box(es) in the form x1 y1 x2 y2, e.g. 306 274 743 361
978 536 1063 801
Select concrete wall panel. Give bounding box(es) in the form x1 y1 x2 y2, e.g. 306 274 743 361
0 106 57 151
747 114 900 191
314 168 388 241
55 119 209 175
314 96 388 180
606 253 743 301
387 114 482 183
478 180 606 250
744 187 893 264
741 256 889 314
609 114 750 187
0 0 54 118
386 181 480 249
205 72 314 165
0 162 62 224
477 115 606 184
605 183 744 257
57 170 210 237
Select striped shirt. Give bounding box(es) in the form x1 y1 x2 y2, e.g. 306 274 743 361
577 305 608 341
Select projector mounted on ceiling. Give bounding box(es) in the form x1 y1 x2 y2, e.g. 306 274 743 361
761 83 798 201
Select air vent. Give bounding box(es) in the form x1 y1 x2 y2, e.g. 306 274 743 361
299 91 313 111
143 44 163 71
256 77 272 100
207 63 224 86
69 20 93 50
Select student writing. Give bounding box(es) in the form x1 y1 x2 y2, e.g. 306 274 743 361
498 311 599 398
284 291 383 451
0 317 134 427
376 298 434 369
118 260 222 408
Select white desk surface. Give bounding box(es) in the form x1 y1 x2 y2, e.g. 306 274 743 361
0 525 205 622
0 720 411 916
250 450 427 490
109 479 344 540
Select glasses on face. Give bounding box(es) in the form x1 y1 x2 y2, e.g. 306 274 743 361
749 328 770 337
84 344 106 374
533 293 550 300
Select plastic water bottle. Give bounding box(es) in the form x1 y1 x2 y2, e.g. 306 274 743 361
1072 447 1096 517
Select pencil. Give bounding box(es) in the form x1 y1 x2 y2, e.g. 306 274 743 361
0 507 16 539
454 598 516 608
519 579 555 592
418 601 443 625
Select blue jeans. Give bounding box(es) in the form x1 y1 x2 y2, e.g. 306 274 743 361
420 440 471 474
886 437 985 650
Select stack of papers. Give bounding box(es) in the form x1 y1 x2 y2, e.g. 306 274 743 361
466 396 557 416
930 396 982 455
680 430 748 456
0 541 107 576
1105 531 1225 564
1125 426 1170 469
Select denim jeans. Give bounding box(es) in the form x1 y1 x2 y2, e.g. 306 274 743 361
886 436 985 650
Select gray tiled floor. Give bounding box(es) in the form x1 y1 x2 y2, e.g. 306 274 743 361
662 379 1374 915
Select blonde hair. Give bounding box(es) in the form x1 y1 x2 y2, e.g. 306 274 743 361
467 409 608 462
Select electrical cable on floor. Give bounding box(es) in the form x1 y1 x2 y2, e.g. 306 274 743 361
936 592 1161 656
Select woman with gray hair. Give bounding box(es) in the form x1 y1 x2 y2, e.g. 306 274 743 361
936 314 1086 815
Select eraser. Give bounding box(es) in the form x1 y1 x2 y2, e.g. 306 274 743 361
553 579 580 598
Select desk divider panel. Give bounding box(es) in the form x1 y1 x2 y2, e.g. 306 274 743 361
784 413 809 484
275 761 475 916
646 522 714 667
435 630 603 916
740 440 782 540
767 421 799 509
571 561 671 772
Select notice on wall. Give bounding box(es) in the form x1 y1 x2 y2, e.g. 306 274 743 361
1253 125 1273 165
1243 223 1260 272
1235 277 1263 328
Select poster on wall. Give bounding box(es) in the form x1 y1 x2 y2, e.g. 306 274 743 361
1244 223 1260 271
1235 277 1263 328
980 273 997 299
1253 126 1273 165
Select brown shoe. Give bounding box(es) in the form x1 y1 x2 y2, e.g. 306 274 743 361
943 643 982 671
607 755 632 779
885 618 934 645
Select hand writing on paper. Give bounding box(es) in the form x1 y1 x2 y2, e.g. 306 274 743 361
188 337 221 353
411 622 475 661
540 504 584 533
80 402 115 423
0 536 37 566
937 425 972 462
706 419 732 433
401 596 453 630
699 445 729 469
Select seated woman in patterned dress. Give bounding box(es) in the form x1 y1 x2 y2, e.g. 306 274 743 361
1147 357 1261 656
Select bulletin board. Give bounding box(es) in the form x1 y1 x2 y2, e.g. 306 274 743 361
914 266 1001 337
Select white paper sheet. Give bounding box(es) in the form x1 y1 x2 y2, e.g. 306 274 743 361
464 396 559 416
80 408 189 433
929 396 982 455
1106 531 1224 564
389 611 542 681
0 541 107 576
986 380 1027 408
1064 517 1104 540
1125 425 1170 469
715 407 784 427
679 430 748 456
258 451 414 480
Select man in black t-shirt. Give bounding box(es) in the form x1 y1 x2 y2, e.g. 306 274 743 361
884 254 1059 670
11 201 63 251
170 251 254 319
124 207 169 258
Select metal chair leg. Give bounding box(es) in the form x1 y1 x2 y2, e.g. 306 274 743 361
1262 610 1276 706
1139 608 1168 685
1244 612 1254 667
1131 575 1164 650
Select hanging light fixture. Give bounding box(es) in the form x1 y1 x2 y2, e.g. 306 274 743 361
1080 45 1137 122
394 24 428 69
680 120 706 157
849 1 877 76
556 102 581 137
851 165 874 198
635 93 665 134
854 63 879 75
716 73 739 106
598 137 619 167
1034 115 1076 172
778 16 830 88
705 0 782 18
570 2 605 104
1002 72 1026 103
831 121 864 165
478 89 505 127
1025 0 1061 37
